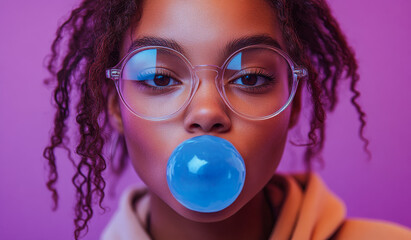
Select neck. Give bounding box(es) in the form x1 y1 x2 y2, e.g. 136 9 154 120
148 190 275 240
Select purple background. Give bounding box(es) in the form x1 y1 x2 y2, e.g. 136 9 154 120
1 0 410 239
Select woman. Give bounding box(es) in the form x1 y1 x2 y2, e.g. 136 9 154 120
44 0 411 239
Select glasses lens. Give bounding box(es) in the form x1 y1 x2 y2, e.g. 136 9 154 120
222 47 294 118
119 48 192 119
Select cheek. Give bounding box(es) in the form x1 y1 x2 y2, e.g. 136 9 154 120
233 113 290 201
120 111 184 200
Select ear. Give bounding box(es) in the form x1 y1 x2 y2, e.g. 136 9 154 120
108 89 124 134
288 86 302 129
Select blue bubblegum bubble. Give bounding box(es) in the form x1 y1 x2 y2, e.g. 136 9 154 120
166 135 246 213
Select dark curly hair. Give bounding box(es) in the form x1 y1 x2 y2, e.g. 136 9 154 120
43 0 369 238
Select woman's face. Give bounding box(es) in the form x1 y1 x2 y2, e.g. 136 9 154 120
113 0 299 222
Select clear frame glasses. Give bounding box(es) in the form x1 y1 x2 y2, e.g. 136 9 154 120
106 45 307 121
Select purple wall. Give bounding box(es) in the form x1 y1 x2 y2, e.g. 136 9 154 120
0 0 410 239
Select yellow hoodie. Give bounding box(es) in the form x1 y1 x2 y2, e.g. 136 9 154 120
101 173 411 240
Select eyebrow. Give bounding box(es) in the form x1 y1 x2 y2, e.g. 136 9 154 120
222 34 283 57
128 37 186 55
127 34 283 59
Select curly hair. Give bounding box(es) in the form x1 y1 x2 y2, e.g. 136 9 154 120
43 0 369 238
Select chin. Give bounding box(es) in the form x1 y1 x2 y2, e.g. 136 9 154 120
176 205 240 223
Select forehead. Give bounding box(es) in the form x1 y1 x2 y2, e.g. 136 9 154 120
122 0 283 64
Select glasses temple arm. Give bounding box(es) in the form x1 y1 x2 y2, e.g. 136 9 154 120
106 68 121 81
294 67 308 78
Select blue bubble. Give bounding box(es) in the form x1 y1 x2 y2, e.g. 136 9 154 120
166 135 246 213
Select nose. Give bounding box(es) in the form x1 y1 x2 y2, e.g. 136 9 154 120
183 70 231 133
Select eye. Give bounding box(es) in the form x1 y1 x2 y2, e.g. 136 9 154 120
226 69 278 94
135 68 183 88
142 74 181 87
231 74 269 87
130 69 184 94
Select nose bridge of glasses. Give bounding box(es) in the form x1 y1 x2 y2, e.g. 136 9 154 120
193 65 221 80
192 65 222 88
189 65 226 105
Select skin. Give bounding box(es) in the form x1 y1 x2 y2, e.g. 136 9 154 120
108 0 302 239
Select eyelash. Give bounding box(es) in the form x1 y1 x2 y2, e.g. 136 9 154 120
228 69 277 93
133 69 182 93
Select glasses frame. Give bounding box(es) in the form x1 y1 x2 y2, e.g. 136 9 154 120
106 44 308 121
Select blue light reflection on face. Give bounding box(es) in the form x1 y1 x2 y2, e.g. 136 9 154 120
124 49 158 80
227 52 242 71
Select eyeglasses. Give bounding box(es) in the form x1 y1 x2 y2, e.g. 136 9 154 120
106 45 307 121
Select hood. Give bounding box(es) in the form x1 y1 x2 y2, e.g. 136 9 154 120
267 173 346 240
